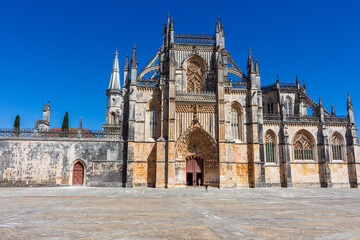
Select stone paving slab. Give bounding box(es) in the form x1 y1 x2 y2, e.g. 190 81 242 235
0 187 359 239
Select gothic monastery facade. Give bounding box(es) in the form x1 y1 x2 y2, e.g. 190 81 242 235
0 16 359 188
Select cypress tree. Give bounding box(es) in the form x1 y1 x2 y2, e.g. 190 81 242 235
13 115 20 136
14 115 20 130
61 112 69 137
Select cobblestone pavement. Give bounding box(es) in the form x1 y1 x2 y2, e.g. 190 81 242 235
0 187 360 240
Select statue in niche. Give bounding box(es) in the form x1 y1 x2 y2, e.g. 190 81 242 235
187 61 203 92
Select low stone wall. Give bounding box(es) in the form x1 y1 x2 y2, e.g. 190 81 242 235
0 138 124 187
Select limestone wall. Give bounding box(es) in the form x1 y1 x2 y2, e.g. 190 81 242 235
265 166 281 187
330 163 350 187
291 163 320 187
0 138 124 187
133 142 156 187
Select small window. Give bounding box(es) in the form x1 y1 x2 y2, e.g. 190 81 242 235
267 103 274 115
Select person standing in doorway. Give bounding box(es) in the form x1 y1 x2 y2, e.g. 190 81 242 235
205 182 208 192
198 178 201 186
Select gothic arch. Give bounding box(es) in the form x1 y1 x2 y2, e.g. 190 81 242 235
264 130 277 163
175 122 217 162
145 99 161 140
230 101 244 141
292 130 317 161
69 159 86 185
330 131 345 161
284 96 293 115
182 55 207 92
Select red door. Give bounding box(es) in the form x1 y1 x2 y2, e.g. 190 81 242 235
186 157 203 186
72 162 84 185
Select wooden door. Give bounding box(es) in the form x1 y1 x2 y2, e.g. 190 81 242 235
72 162 84 185
186 157 203 186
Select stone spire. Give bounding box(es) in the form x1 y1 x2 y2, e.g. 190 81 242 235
247 49 255 73
124 54 129 71
303 79 306 89
131 45 137 69
167 13 170 29
296 74 299 85
34 116 39 130
170 18 174 31
319 96 323 107
276 74 280 84
79 117 82 129
255 59 260 75
108 51 121 90
216 16 222 32
123 54 129 88
331 104 336 116
130 45 138 85
347 93 355 125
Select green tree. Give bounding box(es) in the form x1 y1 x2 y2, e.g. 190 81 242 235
14 115 20 130
13 115 20 136
61 112 69 137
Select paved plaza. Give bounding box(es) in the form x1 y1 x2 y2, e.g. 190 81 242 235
0 187 360 239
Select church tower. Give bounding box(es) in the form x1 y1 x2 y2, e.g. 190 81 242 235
103 51 122 134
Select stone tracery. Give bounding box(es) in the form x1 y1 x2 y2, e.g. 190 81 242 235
187 61 204 92
293 131 314 160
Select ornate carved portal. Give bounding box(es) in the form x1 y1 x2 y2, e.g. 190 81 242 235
175 121 219 186
187 61 204 92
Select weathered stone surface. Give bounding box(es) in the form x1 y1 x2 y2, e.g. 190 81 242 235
0 139 124 187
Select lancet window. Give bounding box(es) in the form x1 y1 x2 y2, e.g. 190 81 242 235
110 112 116 125
149 104 158 139
293 132 314 160
231 106 240 140
284 98 292 116
331 134 343 161
265 132 275 163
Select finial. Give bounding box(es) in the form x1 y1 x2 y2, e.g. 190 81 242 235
303 79 306 89
319 96 323 107
79 117 82 129
115 49 118 56
131 45 137 69
276 74 280 83
249 48 252 55
347 93 353 109
296 74 299 84
331 104 336 116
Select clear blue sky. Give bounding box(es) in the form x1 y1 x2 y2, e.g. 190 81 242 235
0 0 359 129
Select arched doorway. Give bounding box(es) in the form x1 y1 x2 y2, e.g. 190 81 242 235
175 121 219 187
186 156 204 186
72 162 84 185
